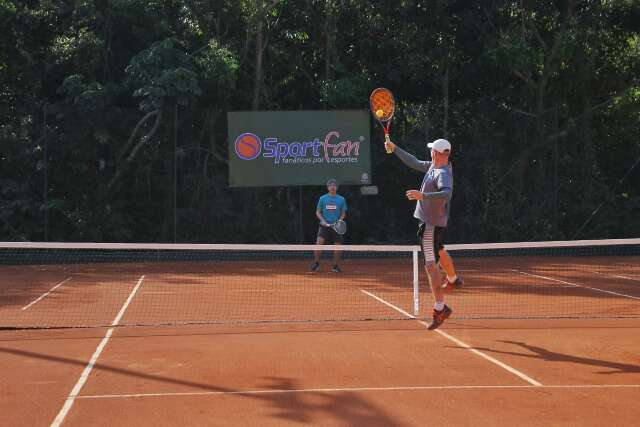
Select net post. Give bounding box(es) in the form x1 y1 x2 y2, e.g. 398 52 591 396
412 249 419 316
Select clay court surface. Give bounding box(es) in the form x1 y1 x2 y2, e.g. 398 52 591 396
1 254 639 426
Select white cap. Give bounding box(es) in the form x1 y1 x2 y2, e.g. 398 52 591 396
427 138 451 153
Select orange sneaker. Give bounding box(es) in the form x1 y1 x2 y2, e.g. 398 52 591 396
442 277 464 292
427 305 452 330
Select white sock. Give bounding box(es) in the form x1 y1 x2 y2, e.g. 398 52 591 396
434 302 445 311
447 275 457 283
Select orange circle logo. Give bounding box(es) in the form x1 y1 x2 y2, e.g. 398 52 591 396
234 133 261 160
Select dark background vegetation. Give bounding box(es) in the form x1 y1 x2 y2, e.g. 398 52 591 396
1 0 638 244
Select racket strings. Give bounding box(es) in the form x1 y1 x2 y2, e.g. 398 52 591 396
370 89 395 121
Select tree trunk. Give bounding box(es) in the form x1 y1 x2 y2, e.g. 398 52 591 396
520 0 526 44
106 109 161 194
252 0 264 111
324 0 333 83
553 106 559 238
442 68 449 138
536 82 546 147
101 0 113 81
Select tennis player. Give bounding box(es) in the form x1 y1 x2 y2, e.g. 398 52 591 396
385 138 463 330
311 179 347 273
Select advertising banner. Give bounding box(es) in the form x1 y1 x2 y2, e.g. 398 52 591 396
228 111 371 187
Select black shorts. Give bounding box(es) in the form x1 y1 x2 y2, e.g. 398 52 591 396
317 225 344 244
417 222 446 263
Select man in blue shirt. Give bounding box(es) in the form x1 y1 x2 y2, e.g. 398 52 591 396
311 178 347 273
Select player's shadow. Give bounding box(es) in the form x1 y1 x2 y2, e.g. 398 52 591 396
470 340 640 375
251 376 406 426
0 346 407 427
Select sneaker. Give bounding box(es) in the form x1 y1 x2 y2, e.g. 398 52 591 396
310 262 320 273
427 305 452 330
442 276 464 291
331 265 342 273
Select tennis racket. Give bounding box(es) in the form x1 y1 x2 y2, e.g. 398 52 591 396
370 87 396 154
321 220 347 235
332 220 347 235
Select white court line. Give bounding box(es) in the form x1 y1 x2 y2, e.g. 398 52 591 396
614 274 640 282
224 290 297 293
433 329 542 386
76 383 640 399
359 290 542 386
21 277 72 310
592 270 640 282
514 270 640 301
50 275 145 427
111 276 145 326
361 290 414 318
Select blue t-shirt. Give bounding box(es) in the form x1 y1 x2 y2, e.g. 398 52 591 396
317 194 347 224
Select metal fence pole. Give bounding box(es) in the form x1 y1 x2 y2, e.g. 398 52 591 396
174 103 178 243
43 105 49 242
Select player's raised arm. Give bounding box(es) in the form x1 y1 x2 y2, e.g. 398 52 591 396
384 140 431 172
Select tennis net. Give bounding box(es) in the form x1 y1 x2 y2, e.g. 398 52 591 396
0 239 638 329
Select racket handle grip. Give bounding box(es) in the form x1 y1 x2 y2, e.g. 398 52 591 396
384 133 392 154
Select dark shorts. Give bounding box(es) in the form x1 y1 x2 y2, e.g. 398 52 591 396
317 225 344 244
417 222 446 263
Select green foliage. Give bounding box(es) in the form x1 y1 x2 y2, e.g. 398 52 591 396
126 38 201 111
58 74 107 112
1 0 638 243
320 68 372 109
194 38 239 104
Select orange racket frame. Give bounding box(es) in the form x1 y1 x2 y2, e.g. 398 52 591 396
369 88 396 154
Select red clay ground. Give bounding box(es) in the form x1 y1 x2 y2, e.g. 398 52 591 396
1 319 639 426
0 254 638 425
1 255 639 329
